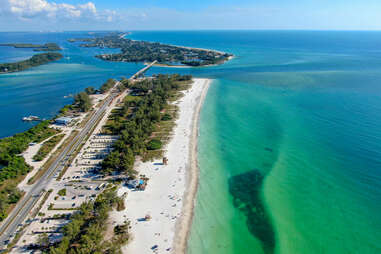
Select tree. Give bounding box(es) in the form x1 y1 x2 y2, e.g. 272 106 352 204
101 151 120 174
114 224 128 235
8 188 21 203
147 139 162 150
0 120 58 221
85 86 96 95
57 188 66 196
100 79 116 94
0 52 62 73
100 74 191 176
37 233 50 247
74 92 92 112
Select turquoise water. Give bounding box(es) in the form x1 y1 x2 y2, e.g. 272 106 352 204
1 31 381 253
191 35 381 253
0 31 144 138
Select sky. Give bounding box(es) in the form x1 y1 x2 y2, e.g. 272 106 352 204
0 0 381 31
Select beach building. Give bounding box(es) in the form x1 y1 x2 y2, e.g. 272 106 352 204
127 179 145 189
127 179 140 188
55 117 72 125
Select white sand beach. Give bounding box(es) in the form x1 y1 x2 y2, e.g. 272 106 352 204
110 78 211 254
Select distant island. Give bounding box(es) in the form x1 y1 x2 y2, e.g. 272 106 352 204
0 52 63 74
69 33 233 67
0 43 62 52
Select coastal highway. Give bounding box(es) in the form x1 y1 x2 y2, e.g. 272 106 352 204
0 88 121 250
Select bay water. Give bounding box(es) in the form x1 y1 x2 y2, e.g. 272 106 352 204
1 31 381 254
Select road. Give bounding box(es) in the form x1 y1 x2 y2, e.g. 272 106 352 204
130 60 157 80
0 62 156 251
0 88 119 250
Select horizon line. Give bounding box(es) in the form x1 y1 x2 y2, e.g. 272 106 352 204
2 29 381 33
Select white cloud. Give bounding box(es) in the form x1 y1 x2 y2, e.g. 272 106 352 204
78 2 96 14
1 0 116 22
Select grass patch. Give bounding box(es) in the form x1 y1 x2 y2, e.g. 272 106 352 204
147 139 162 150
28 130 78 185
2 189 52 252
161 113 172 121
0 121 60 221
123 95 141 103
116 198 125 211
33 134 65 161
142 104 178 161
57 188 66 196
32 189 53 218
47 203 78 211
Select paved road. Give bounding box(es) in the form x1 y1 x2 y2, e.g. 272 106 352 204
130 60 157 79
0 62 156 251
0 89 120 250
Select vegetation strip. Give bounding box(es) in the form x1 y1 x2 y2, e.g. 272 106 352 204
33 189 53 218
28 76 115 183
26 74 192 253
30 187 128 253
1 73 192 253
33 134 66 162
28 130 78 185
101 74 192 177
0 121 59 221
69 32 232 67
3 188 55 252
0 43 61 51
0 76 117 221
0 52 63 74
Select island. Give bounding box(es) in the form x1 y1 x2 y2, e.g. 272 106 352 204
0 43 62 52
0 52 63 74
0 67 212 254
0 33 231 252
69 33 233 67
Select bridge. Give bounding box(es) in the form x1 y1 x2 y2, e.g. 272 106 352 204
130 60 157 80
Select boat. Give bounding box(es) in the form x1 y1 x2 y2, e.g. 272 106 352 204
22 115 41 121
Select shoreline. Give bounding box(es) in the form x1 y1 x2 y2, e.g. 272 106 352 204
112 78 211 254
173 78 210 254
128 36 229 55
0 52 63 74
146 56 234 69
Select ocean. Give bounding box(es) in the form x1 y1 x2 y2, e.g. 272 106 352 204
1 31 381 254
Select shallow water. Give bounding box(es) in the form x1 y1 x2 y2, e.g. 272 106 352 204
1 31 381 254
